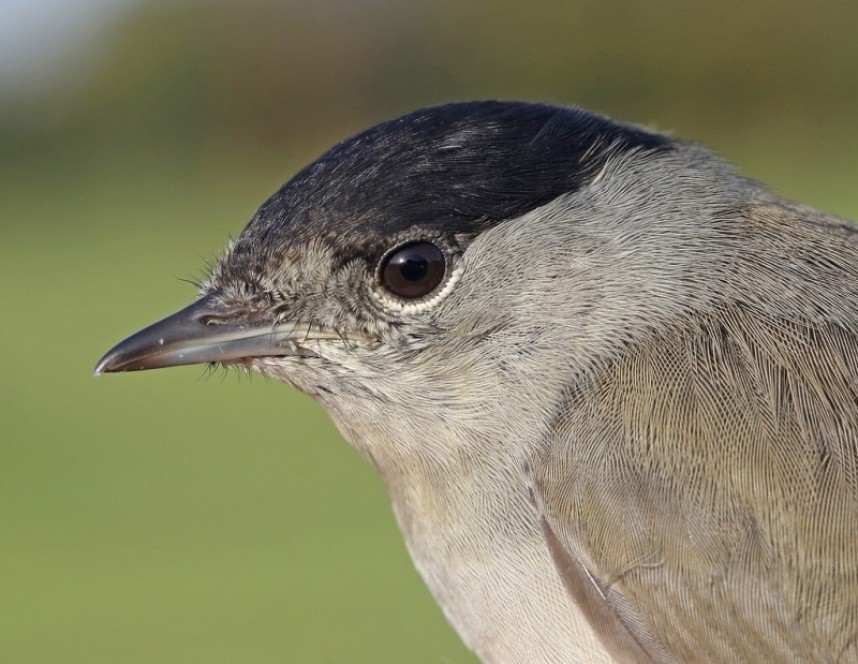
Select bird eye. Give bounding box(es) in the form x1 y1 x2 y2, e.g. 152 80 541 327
380 242 446 299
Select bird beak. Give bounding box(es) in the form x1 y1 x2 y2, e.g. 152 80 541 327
94 294 340 375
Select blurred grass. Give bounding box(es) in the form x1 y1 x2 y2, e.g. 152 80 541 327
2 0 858 661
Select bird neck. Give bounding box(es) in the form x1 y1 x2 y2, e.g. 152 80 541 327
322 390 612 662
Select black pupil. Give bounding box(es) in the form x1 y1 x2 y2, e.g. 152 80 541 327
400 256 429 282
381 242 445 299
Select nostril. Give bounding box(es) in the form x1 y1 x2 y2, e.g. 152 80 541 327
191 300 251 326
197 310 250 326
198 313 231 326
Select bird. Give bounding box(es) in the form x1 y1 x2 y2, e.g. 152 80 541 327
95 101 858 663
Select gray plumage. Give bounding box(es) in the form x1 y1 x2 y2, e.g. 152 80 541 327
96 101 858 663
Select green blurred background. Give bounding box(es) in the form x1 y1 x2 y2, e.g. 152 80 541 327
2 1 857 661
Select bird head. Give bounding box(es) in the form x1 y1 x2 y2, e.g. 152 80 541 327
96 101 698 455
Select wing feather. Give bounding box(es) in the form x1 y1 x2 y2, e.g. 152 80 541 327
533 303 858 661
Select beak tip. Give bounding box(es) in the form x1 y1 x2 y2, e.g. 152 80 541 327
93 352 120 376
